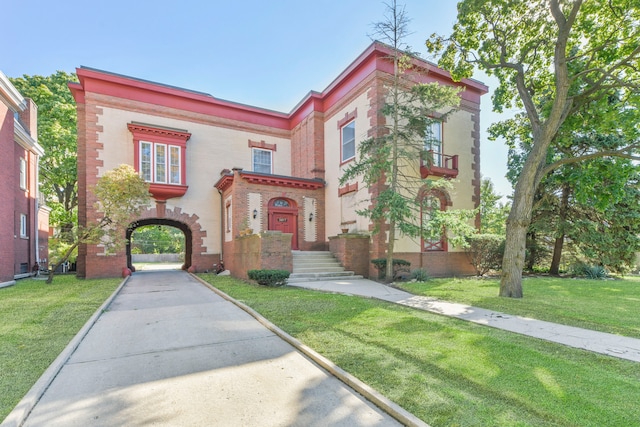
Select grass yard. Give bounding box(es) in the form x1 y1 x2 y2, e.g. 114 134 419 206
396 275 640 339
0 275 122 421
198 274 640 427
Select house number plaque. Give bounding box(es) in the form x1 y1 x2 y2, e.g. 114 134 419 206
278 218 288 222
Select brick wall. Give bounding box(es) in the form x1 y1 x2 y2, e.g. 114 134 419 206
0 104 14 283
226 232 292 279
291 111 325 180
394 251 475 277
329 233 371 278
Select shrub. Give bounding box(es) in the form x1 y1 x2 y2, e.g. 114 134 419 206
410 268 430 282
465 234 505 276
371 258 411 280
570 263 608 279
247 269 290 287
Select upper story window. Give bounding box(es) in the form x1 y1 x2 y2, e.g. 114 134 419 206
128 123 191 201
341 121 356 163
252 148 272 174
140 142 181 184
424 121 443 167
19 158 27 190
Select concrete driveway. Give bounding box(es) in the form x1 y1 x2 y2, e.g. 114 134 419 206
8 271 411 427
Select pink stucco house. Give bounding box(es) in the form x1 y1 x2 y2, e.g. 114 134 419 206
70 43 487 280
0 71 48 287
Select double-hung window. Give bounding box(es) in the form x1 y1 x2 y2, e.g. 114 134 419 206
341 121 355 163
252 148 272 174
424 121 443 167
140 141 181 185
128 123 191 201
19 158 27 190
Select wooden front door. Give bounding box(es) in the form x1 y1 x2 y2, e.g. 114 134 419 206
268 198 298 249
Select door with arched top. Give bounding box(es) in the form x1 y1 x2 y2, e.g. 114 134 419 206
268 198 298 249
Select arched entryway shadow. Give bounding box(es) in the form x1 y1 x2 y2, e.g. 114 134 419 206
126 219 192 271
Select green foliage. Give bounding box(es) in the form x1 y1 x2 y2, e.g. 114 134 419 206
370 258 411 279
480 178 510 235
47 165 150 283
9 72 79 236
48 237 78 266
570 263 608 280
131 225 185 254
247 269 290 287
410 268 430 282
428 0 640 297
339 1 464 282
465 234 505 276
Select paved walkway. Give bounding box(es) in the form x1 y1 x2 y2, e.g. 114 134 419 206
288 278 640 363
5 271 417 427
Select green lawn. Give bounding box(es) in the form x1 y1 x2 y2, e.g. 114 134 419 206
0 276 122 421
395 275 640 339
198 274 640 427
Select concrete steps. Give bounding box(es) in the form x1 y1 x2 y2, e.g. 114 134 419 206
288 251 362 283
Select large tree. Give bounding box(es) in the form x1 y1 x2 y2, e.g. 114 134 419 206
340 0 463 281
428 0 640 297
47 165 150 283
9 72 79 239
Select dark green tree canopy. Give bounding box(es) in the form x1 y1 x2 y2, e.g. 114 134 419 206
10 71 79 235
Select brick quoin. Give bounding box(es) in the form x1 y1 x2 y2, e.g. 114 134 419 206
71 43 488 279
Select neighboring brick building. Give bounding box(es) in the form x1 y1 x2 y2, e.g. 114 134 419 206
0 71 48 288
70 42 487 279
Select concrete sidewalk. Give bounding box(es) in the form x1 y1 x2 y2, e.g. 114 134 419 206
288 278 640 363
5 271 419 427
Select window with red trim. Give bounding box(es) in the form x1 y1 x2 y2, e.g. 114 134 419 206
341 121 355 163
421 193 446 251
128 123 191 201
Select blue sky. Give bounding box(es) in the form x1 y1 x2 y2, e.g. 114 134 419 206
4 0 512 200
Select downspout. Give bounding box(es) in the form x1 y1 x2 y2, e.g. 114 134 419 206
217 188 224 262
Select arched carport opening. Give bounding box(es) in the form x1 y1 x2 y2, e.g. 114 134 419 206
126 219 192 271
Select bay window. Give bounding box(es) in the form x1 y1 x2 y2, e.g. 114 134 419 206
128 123 191 201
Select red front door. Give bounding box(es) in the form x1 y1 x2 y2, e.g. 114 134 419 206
270 212 298 249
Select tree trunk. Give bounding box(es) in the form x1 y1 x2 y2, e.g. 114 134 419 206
386 220 396 282
549 235 565 275
549 183 570 275
526 232 537 272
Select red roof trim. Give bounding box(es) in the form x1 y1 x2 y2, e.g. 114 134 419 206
73 42 488 132
214 174 234 192
240 171 325 190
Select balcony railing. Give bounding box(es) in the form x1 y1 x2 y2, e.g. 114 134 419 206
420 151 459 178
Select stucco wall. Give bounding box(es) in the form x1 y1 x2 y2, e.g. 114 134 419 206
95 104 292 256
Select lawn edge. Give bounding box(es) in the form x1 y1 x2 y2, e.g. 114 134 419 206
1 276 131 427
191 273 430 427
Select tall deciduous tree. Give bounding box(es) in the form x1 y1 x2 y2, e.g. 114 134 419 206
340 0 463 281
47 165 150 283
9 72 79 239
428 0 640 297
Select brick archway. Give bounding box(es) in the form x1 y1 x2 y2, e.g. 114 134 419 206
126 204 212 272
126 219 192 271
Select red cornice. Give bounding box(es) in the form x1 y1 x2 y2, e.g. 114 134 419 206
240 171 325 190
73 42 488 133
127 122 191 145
214 174 234 192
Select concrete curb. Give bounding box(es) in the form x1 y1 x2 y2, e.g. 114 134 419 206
191 273 429 427
1 276 131 427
